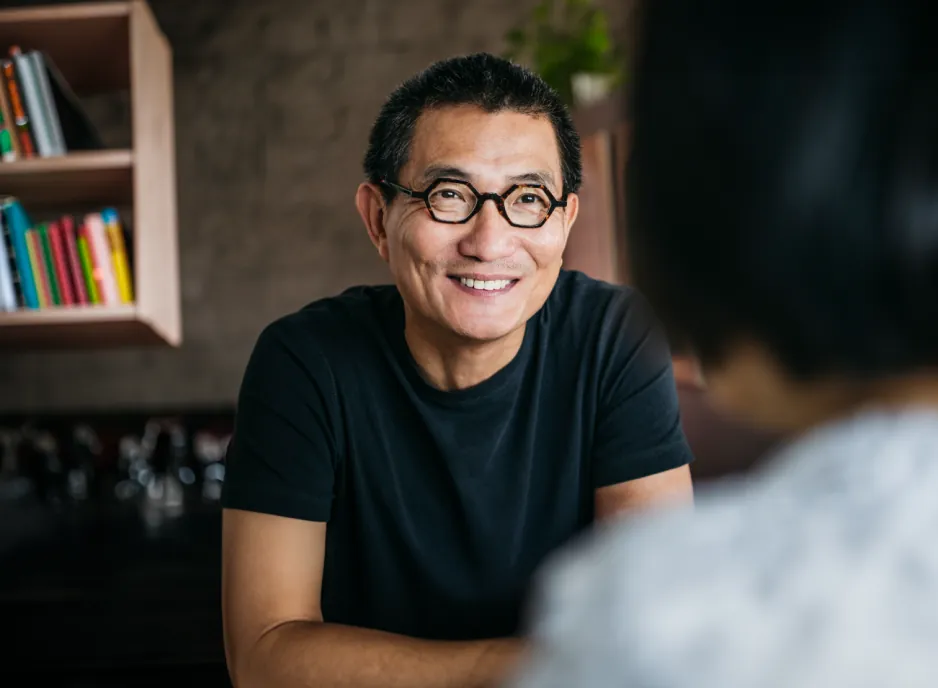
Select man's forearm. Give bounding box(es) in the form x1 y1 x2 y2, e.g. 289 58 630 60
236 620 525 688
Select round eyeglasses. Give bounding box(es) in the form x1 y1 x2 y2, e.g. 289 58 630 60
382 177 568 228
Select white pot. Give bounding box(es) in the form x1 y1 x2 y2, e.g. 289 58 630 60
571 72 615 107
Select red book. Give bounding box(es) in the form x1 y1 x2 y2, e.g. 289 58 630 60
47 220 75 305
59 215 88 304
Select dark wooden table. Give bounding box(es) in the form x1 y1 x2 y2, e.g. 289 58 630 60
0 494 231 687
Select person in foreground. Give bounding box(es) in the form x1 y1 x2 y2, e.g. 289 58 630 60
505 1 938 686
220 53 694 688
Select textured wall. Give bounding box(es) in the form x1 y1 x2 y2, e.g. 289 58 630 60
0 0 632 412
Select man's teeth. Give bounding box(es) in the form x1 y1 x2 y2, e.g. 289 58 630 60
459 277 513 291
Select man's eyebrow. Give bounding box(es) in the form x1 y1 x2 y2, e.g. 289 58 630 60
416 166 559 191
416 165 471 186
507 170 557 189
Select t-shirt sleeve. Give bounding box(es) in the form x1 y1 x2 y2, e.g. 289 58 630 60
221 318 338 522
591 291 695 487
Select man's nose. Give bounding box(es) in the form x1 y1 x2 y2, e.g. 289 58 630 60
457 199 515 262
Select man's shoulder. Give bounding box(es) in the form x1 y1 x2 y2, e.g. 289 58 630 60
549 269 636 309
259 283 398 349
544 270 650 337
543 270 664 366
246 284 399 381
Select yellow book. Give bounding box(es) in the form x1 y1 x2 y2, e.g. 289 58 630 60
100 208 133 303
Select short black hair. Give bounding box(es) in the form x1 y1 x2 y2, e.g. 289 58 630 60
363 53 581 200
627 0 938 380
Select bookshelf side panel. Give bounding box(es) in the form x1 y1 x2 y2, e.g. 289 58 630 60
130 0 180 346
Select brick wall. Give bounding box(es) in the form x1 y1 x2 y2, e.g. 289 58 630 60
0 0 633 412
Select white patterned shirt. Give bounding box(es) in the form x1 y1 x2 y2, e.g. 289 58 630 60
507 407 938 688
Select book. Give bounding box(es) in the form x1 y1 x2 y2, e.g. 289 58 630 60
59 215 88 305
25 228 51 307
10 46 55 158
83 212 119 305
0 71 21 160
29 51 66 156
48 220 75 305
1 58 34 158
1 198 38 308
101 208 134 303
0 200 135 312
0 210 17 311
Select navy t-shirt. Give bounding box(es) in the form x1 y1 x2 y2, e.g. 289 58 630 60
221 270 693 640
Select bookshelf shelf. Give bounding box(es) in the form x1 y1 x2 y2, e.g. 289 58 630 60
0 303 171 348
0 1 180 349
0 149 134 207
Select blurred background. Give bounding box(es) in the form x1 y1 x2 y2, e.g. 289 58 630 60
0 0 780 684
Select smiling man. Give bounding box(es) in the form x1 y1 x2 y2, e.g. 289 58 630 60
220 53 694 688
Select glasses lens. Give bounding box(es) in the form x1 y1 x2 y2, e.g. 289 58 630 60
505 186 552 227
427 181 476 222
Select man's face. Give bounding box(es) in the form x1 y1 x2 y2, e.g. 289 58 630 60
365 105 577 343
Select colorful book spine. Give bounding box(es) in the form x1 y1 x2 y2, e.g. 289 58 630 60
101 208 134 303
0 212 16 310
0 72 21 161
36 223 62 305
0 211 22 309
0 202 137 311
25 228 50 307
77 221 102 304
1 58 34 158
48 220 75 305
60 215 88 305
84 212 119 305
10 46 53 158
1 198 38 308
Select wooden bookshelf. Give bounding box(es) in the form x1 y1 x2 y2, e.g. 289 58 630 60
0 149 134 207
0 1 180 349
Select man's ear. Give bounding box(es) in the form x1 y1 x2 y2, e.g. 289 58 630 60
562 192 580 241
356 182 390 262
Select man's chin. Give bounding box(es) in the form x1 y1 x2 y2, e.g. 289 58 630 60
445 318 524 343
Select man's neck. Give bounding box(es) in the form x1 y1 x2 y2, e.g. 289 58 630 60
403 316 526 392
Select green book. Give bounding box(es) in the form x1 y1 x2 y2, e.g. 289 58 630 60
77 233 99 304
37 222 61 305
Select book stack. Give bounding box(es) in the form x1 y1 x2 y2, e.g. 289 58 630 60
0 44 102 161
0 198 134 312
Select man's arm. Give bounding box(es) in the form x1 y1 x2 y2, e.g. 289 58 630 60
589 291 697 510
594 464 694 521
222 508 524 688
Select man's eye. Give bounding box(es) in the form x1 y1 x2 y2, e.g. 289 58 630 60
519 193 548 207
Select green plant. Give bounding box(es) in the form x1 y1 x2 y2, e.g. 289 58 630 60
504 0 625 106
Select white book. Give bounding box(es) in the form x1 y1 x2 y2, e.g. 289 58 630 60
29 51 66 156
85 212 120 305
0 213 18 311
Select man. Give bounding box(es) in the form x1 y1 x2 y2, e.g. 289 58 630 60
506 1 938 687
221 53 694 688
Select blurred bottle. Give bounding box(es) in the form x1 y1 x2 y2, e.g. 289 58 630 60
63 424 98 502
22 426 66 505
193 430 228 502
139 419 185 528
0 426 30 502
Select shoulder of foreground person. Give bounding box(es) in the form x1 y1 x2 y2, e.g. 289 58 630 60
506 411 938 688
